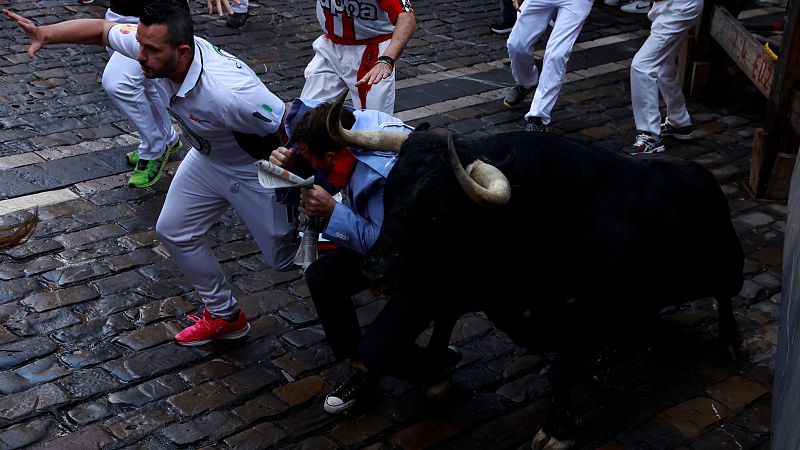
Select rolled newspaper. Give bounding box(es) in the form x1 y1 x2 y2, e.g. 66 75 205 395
294 214 320 271
256 160 314 189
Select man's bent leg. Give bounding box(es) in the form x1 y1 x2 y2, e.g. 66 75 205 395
301 37 350 103
156 151 236 317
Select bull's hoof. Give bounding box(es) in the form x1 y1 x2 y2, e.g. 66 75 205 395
531 429 575 450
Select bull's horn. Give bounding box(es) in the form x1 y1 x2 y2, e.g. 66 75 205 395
448 134 511 206
0 208 39 251
325 90 408 152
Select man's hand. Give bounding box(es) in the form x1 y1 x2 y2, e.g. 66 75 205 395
512 0 523 11
269 146 296 169
356 61 393 86
300 186 336 219
2 9 44 58
207 0 241 15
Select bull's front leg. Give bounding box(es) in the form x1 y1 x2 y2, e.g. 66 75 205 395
532 354 582 450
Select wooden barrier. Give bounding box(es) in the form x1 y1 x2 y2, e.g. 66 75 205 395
689 1 799 200
709 5 776 96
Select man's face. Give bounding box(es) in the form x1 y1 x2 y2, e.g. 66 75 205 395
297 141 336 175
136 23 179 79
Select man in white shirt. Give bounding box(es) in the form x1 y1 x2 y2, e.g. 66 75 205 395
3 2 297 346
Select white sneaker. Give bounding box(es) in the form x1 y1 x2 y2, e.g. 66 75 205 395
620 0 651 13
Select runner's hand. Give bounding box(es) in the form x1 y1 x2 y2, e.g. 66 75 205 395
2 9 44 58
269 146 296 169
356 62 393 86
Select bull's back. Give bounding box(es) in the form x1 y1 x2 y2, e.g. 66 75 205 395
470 133 743 302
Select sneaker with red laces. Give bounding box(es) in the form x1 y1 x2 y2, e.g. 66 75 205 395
175 309 251 346
626 132 665 155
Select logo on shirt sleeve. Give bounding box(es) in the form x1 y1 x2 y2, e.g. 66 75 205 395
118 24 138 34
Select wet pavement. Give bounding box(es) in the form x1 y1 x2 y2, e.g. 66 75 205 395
0 0 787 449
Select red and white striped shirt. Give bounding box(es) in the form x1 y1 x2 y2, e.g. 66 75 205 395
316 0 413 44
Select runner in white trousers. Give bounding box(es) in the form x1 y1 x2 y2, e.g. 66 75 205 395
300 0 416 114
505 0 594 131
627 0 703 155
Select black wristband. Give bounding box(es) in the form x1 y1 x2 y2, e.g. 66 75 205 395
377 55 395 68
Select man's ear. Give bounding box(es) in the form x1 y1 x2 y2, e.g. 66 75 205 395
177 44 192 61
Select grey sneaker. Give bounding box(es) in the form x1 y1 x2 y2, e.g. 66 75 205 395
504 85 536 108
660 120 693 140
626 133 665 155
525 116 548 132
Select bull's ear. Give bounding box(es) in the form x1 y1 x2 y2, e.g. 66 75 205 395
415 123 431 131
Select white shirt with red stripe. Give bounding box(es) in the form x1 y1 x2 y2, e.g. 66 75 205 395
316 0 412 44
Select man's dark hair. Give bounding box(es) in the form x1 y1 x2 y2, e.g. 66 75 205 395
140 0 194 48
292 103 356 158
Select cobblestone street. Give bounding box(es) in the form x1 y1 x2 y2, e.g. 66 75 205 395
0 0 787 448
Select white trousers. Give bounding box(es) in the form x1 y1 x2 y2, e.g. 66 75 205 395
630 0 703 135
507 0 593 124
301 36 395 114
156 149 297 317
102 10 178 160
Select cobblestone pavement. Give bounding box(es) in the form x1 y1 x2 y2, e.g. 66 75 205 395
0 0 787 449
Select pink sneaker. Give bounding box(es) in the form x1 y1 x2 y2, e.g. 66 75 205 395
175 310 251 346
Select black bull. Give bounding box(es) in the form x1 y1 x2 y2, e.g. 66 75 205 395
359 130 744 447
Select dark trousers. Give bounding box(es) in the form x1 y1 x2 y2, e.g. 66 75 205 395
306 247 457 382
500 0 517 23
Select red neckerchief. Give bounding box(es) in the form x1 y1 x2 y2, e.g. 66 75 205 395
327 148 358 189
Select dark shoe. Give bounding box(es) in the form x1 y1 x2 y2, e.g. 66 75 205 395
128 140 183 188
525 116 548 132
490 21 515 34
324 367 375 414
626 132 665 155
226 12 249 28
660 120 693 140
504 85 537 108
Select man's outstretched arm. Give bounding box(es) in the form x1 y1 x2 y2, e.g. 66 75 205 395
2 9 114 58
